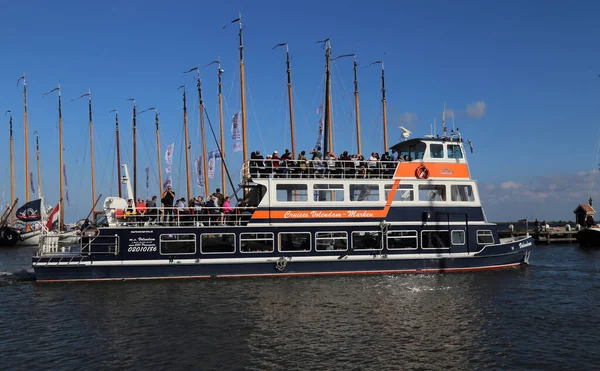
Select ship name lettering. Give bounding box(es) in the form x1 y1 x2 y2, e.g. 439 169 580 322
347 210 375 218
518 241 532 248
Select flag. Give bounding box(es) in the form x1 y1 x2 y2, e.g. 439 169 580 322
194 156 204 188
145 166 150 198
165 143 175 165
231 112 241 140
165 166 171 174
207 150 221 179
233 142 242 152
163 176 172 189
16 199 42 222
316 104 324 115
66 190 70 207
46 202 60 231
63 165 70 207
30 172 35 195
312 116 324 152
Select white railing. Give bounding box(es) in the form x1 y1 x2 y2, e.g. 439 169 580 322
110 206 256 227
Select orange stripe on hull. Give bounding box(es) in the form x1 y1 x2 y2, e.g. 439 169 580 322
393 162 470 178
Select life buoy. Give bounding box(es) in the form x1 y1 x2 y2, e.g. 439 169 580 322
415 165 429 179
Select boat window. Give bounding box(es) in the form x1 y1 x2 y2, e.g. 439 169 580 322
351 231 382 250
279 232 311 252
160 234 196 255
408 142 427 160
421 231 450 249
451 230 466 245
201 233 235 254
418 185 446 201
387 230 417 250
430 144 444 159
451 185 475 202
314 184 344 202
276 184 308 202
240 232 274 253
385 184 414 201
447 144 463 159
476 230 494 245
349 184 379 201
315 231 348 251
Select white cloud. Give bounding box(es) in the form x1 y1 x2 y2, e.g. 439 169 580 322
398 112 418 125
500 181 521 190
465 101 486 119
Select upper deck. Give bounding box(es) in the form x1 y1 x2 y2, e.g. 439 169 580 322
243 137 471 181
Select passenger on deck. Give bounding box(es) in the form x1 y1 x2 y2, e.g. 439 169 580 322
221 196 233 225
136 198 147 222
310 146 322 160
297 150 308 177
214 188 224 207
161 186 175 222
146 196 158 221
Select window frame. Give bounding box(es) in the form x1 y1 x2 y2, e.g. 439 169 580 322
450 184 475 202
418 184 447 202
349 184 380 202
278 232 312 253
430 143 445 159
276 184 308 202
159 233 197 255
200 233 236 254
385 184 414 202
351 231 383 251
313 184 345 202
240 232 275 253
476 230 495 245
421 230 451 249
387 230 418 250
451 230 466 245
447 144 463 159
315 231 348 252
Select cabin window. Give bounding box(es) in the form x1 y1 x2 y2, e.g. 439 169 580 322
421 231 450 249
451 185 475 202
430 144 444 159
315 231 348 251
201 233 235 254
279 232 311 252
351 231 382 250
276 184 308 202
314 184 344 202
349 184 379 201
418 185 446 201
451 230 466 245
387 230 418 250
476 230 494 245
408 142 427 160
385 184 414 201
159 234 196 255
240 232 274 253
447 144 463 159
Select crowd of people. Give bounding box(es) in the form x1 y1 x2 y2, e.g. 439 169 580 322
120 186 255 226
249 146 411 179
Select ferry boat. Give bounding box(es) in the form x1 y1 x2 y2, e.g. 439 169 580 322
32 132 535 282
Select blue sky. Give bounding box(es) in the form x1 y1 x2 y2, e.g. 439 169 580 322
1 0 599 222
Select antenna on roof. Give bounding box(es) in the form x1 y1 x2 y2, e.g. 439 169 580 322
442 101 447 138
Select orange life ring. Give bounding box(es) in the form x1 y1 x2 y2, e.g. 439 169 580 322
415 165 429 179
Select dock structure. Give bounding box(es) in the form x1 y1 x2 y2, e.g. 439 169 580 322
498 228 577 244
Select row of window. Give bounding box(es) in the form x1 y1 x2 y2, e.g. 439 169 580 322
276 183 476 203
158 230 495 255
401 142 464 161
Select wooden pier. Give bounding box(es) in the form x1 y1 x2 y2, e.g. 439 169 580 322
498 228 578 244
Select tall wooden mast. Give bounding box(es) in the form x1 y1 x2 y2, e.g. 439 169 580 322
140 108 162 198
274 43 296 158
179 87 192 201
333 53 362 155
225 14 248 178
185 66 209 198
110 110 122 198
7 110 14 223
208 60 227 197
17 74 30 203
127 98 137 201
35 130 42 199
381 60 388 151
317 39 333 155
43 85 64 229
73 90 96 210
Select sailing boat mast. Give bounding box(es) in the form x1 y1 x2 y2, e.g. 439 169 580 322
273 43 297 158
316 39 333 155
6 110 14 223
43 85 64 229
178 86 192 201
333 53 362 155
208 60 226 197
140 108 162 198
73 90 96 211
110 110 122 198
224 14 248 178
17 74 30 203
35 131 42 198
185 66 209 198
381 61 388 151
127 98 137 201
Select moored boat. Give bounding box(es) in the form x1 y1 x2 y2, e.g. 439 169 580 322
576 227 600 248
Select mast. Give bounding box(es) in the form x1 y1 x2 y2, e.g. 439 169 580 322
273 43 296 158
208 60 227 196
110 110 122 198
316 39 332 155
179 87 192 201
73 90 96 210
381 61 388 151
35 131 42 198
127 98 137 201
333 53 361 155
17 74 30 203
140 108 162 198
442 101 447 137
185 66 209 198
225 14 248 178
7 110 14 223
43 85 64 229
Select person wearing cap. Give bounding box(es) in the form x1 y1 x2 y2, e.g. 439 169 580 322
161 185 175 223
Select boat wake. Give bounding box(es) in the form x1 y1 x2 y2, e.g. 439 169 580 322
0 269 35 286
